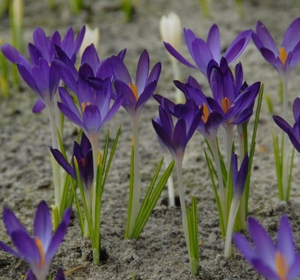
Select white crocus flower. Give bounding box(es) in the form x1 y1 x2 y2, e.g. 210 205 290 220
79 24 100 59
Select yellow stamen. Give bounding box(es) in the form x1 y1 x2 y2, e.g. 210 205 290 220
81 102 91 112
128 82 139 101
221 97 231 114
279 47 288 66
275 251 289 280
35 237 45 267
200 103 209 123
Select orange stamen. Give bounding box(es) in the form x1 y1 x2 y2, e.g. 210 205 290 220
275 251 289 280
279 47 288 66
35 237 45 267
128 82 139 101
221 97 231 114
81 158 86 166
200 103 210 123
81 102 91 112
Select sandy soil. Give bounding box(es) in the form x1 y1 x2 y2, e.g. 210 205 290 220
1 0 300 279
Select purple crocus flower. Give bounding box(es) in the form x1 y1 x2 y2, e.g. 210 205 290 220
0 201 71 280
58 74 123 145
207 58 260 128
1 26 85 113
173 77 224 142
164 24 252 77
252 18 300 79
111 49 161 120
50 132 93 191
53 43 127 94
152 98 203 162
232 152 249 199
234 215 300 280
27 268 65 280
273 97 300 153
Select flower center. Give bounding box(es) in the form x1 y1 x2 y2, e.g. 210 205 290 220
81 157 86 166
221 97 231 113
81 102 91 112
128 82 139 100
279 47 287 66
275 251 289 280
200 103 209 123
35 237 45 267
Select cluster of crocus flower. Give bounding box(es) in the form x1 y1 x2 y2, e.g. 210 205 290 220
2 12 300 280
1 26 86 228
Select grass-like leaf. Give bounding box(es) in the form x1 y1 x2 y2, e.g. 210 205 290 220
131 158 175 239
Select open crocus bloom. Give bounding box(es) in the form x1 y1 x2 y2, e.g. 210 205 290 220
0 201 71 280
164 24 252 78
111 49 161 120
252 18 300 79
1 26 85 113
234 215 300 280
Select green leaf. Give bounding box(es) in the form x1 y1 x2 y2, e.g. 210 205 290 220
204 149 225 237
131 159 175 238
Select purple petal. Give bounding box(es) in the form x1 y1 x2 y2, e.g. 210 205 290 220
54 268 66 280
147 62 161 84
71 25 86 63
277 215 295 266
32 98 46 113
17 64 38 93
34 201 52 253
33 27 50 62
82 105 102 137
50 148 76 179
233 233 257 263
11 231 40 264
207 24 221 62
102 91 123 125
45 207 70 262
164 41 196 69
0 240 21 258
273 116 292 134
173 118 187 159
152 120 175 158
111 56 131 84
135 81 157 114
191 38 213 76
248 217 277 270
251 259 280 280
135 50 149 94
224 29 252 64
254 21 279 55
81 44 100 75
3 207 28 236
282 18 300 53
293 97 300 122
288 253 300 279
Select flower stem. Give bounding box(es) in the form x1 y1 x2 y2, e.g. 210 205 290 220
175 159 190 256
128 119 141 237
281 76 291 201
210 138 226 227
164 153 175 207
224 197 240 259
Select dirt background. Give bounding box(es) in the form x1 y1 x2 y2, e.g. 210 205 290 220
1 0 300 279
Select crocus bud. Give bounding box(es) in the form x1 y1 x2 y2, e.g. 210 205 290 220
160 12 181 60
79 24 100 59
